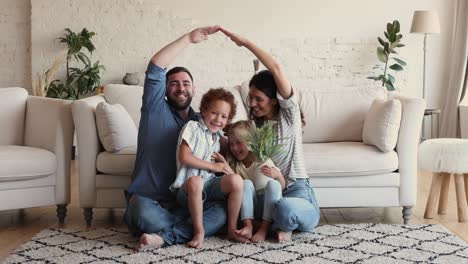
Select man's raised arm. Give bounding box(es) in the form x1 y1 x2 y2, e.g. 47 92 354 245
151 25 220 69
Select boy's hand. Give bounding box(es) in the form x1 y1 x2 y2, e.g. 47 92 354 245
211 162 234 175
212 152 227 164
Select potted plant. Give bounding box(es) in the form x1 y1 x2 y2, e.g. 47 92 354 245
46 28 105 100
368 20 406 91
247 121 284 191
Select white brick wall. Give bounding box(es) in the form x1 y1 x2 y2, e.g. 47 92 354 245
0 0 455 110
29 0 410 94
0 0 30 91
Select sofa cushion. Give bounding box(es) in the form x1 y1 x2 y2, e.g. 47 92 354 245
104 84 143 127
96 146 136 175
0 88 28 145
96 102 138 153
297 87 386 143
0 146 56 181
363 99 402 152
303 142 398 177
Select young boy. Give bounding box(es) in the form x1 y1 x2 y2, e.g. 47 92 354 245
170 88 246 248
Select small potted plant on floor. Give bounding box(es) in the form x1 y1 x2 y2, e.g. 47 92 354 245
247 121 285 191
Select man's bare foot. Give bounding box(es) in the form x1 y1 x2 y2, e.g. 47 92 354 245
235 225 253 240
187 233 204 249
135 233 165 251
277 230 292 243
227 230 250 243
251 226 268 243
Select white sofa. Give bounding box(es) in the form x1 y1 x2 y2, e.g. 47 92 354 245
0 88 74 223
72 83 424 225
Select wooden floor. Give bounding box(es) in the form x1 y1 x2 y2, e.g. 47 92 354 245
1 161 467 261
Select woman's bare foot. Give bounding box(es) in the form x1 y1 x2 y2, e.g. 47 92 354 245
187 232 204 249
277 230 292 243
135 233 165 251
251 226 268 243
235 224 253 240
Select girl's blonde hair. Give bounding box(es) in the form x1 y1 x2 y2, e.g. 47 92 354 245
226 120 257 171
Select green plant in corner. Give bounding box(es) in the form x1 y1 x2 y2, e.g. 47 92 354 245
46 28 105 100
368 20 406 91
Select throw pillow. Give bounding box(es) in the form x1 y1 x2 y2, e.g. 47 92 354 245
363 98 402 152
96 102 138 153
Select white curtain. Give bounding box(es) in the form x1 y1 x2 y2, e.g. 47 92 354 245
440 0 468 138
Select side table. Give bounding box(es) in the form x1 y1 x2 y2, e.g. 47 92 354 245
423 108 441 140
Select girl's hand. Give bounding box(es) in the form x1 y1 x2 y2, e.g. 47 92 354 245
261 165 281 179
189 25 220 44
212 152 227 164
220 27 248 47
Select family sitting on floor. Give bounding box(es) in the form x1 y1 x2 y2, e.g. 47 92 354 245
123 25 320 250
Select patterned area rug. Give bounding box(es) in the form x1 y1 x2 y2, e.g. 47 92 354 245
4 224 468 264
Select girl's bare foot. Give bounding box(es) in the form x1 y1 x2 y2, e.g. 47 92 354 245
235 225 253 240
187 232 204 249
277 230 292 243
228 230 250 243
135 233 165 251
251 226 268 243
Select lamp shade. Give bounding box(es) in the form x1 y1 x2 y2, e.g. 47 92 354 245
410 10 440 34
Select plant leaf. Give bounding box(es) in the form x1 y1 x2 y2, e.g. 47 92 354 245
377 47 387 62
389 64 404 71
386 82 395 91
393 57 407 66
378 37 385 46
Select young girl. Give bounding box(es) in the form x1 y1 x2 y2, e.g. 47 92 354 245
221 27 320 243
169 88 246 249
215 120 285 242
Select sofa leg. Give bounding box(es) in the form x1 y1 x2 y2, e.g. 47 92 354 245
402 206 412 224
56 205 67 224
84 208 93 227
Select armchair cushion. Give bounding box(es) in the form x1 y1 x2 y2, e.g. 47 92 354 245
363 99 402 152
96 102 138 152
96 146 136 175
0 145 56 181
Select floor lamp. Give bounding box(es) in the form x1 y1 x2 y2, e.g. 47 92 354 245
410 10 440 139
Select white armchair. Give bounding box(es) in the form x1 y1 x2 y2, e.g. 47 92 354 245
0 88 74 223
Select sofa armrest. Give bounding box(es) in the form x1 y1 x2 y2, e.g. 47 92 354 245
72 95 106 207
395 95 425 206
24 96 74 204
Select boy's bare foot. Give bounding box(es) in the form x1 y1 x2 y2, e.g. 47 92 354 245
251 226 268 243
277 230 292 243
235 225 253 240
135 233 165 251
187 232 204 249
227 230 250 243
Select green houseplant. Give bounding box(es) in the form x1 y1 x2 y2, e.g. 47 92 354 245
368 20 406 91
46 28 105 100
247 121 284 191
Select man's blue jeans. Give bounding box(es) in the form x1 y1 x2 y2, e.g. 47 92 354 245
124 194 226 246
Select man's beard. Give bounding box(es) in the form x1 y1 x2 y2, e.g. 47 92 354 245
167 95 192 111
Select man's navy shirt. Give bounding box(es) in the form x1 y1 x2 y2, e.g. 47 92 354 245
126 62 196 208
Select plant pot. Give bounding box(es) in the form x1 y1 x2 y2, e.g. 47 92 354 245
253 158 276 191
122 72 140 85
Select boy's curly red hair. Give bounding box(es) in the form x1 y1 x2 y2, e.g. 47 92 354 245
200 88 237 120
